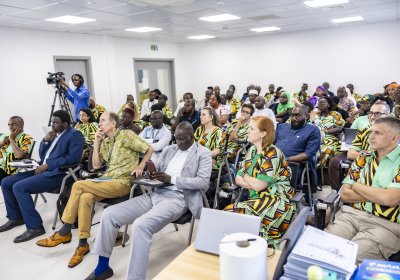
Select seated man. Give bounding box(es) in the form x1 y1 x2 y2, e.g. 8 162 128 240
84 122 212 280
0 116 33 182
0 110 84 242
89 97 107 123
139 110 171 162
119 107 141 134
275 105 321 193
252 96 277 127
140 90 158 120
173 92 198 117
328 101 390 190
326 116 400 263
36 111 153 268
171 99 200 132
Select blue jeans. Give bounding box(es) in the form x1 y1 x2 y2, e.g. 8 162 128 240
1 171 65 229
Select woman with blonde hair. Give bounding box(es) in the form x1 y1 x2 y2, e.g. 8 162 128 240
194 107 225 171
225 116 296 248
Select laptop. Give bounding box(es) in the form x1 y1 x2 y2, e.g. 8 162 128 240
194 208 261 255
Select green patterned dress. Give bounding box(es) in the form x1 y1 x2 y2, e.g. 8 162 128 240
226 120 249 159
225 145 296 248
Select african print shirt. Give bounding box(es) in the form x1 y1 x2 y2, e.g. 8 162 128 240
162 105 173 120
237 145 293 199
74 122 98 145
228 98 241 114
91 104 106 122
100 129 149 187
292 91 311 103
314 111 345 134
226 120 249 157
343 146 400 224
0 132 33 175
350 125 371 152
338 97 356 113
194 125 226 170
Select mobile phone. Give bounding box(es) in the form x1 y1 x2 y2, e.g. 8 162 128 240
145 161 156 174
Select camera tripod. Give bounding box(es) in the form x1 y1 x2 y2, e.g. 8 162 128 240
48 87 74 126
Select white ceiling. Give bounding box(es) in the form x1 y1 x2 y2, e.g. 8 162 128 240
0 0 399 43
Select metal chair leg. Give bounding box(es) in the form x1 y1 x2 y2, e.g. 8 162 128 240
173 224 178 231
122 224 129 247
34 194 38 206
187 217 195 246
40 193 47 203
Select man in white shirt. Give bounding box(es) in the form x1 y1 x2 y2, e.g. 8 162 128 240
253 96 277 126
84 122 212 280
139 110 171 162
140 90 158 119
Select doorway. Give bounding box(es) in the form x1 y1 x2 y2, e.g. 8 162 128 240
134 59 176 110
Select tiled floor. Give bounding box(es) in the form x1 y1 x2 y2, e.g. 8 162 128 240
0 192 195 280
0 186 333 280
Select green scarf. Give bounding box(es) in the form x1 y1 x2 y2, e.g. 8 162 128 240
276 92 294 114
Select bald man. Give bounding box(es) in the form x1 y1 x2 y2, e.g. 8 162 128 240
84 122 212 280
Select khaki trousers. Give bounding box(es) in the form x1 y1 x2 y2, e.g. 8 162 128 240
325 205 400 263
61 180 130 239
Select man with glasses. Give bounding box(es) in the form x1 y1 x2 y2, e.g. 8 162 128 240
59 73 90 122
275 105 321 194
139 110 171 162
329 101 391 190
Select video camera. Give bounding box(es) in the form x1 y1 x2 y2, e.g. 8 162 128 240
46 72 65 89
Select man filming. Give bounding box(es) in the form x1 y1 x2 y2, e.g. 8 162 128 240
58 74 90 122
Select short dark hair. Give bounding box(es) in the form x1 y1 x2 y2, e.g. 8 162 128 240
151 103 163 111
301 101 314 113
10 116 24 127
330 96 340 105
211 94 221 103
53 110 71 124
79 108 95 123
241 103 255 115
152 89 162 96
71 73 84 84
183 92 193 99
176 121 194 135
159 94 168 101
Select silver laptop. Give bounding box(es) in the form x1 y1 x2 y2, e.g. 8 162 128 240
194 208 261 255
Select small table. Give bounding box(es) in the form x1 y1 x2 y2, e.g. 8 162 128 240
154 244 281 280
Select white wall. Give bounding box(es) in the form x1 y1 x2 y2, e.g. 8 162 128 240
179 21 400 101
0 27 184 143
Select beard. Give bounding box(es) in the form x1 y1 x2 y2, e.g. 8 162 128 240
291 120 306 129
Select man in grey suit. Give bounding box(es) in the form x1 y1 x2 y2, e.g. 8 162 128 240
84 122 212 280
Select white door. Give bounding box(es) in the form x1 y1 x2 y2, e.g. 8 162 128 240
134 60 176 110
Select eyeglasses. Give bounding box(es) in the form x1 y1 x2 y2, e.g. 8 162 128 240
368 111 385 117
290 113 303 118
241 110 252 115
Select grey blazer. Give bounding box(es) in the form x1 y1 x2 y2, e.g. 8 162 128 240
154 143 212 219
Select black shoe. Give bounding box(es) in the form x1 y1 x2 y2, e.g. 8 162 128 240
0 219 24 232
84 268 113 280
13 225 45 243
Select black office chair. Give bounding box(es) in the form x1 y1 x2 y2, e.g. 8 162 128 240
273 207 312 280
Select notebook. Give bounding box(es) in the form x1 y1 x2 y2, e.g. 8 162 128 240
194 208 261 255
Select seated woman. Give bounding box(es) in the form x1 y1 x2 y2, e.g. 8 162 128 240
272 91 294 123
312 96 344 167
226 103 254 160
118 94 140 123
225 116 295 248
208 93 229 126
74 108 98 145
194 107 225 171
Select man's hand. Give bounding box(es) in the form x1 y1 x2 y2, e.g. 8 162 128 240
44 131 57 142
131 163 145 178
35 164 48 174
57 78 68 88
150 172 171 184
9 126 22 141
1 136 10 146
177 108 184 119
94 129 105 143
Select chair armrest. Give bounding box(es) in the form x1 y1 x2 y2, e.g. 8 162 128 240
60 163 81 170
321 190 339 205
290 192 305 203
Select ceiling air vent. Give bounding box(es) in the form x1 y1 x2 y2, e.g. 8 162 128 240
248 14 282 21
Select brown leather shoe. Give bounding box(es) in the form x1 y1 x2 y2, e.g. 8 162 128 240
36 232 72 247
68 244 90 268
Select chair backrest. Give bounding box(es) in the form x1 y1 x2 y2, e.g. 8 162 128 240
343 128 358 145
273 207 311 280
288 161 300 189
28 140 36 158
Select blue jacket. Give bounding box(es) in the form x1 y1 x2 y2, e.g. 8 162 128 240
65 85 90 121
39 127 84 177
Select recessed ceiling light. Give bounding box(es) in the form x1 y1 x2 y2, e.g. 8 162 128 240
250 26 281 32
331 16 363 23
187 35 216 40
125 27 162 32
199 14 240 22
45 15 96 24
303 0 349 8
